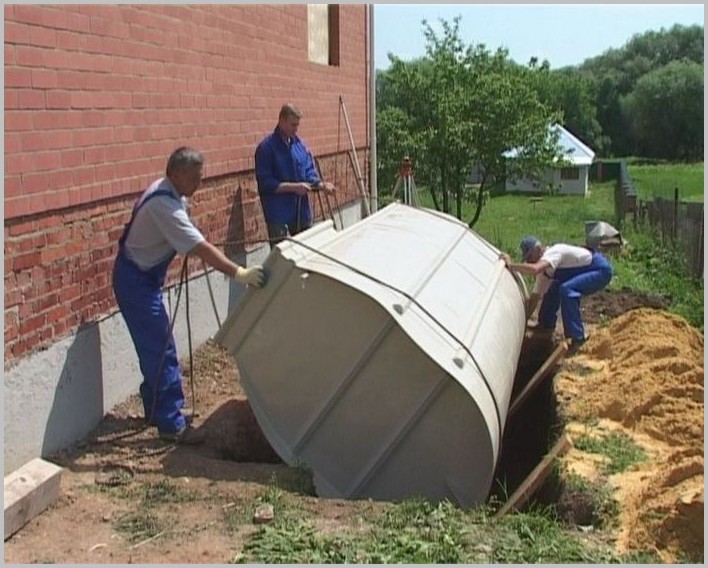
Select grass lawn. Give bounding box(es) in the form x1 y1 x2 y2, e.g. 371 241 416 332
628 162 704 202
414 181 618 255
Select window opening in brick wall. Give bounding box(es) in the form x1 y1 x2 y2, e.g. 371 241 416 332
308 4 340 66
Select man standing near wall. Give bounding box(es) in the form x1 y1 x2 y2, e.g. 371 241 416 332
112 147 267 444
255 103 336 247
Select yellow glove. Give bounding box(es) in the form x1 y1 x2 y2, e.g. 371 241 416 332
234 265 266 288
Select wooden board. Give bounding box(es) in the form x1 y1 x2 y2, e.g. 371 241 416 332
508 341 568 419
494 433 571 518
4 458 63 540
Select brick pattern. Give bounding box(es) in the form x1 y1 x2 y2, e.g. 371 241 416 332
4 4 370 219
4 155 360 364
4 4 371 364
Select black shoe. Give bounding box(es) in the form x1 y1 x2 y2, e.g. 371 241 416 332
159 425 206 445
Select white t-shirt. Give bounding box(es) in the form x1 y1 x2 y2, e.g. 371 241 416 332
533 243 593 296
123 177 205 271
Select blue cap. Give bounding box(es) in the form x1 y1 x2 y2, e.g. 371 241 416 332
520 236 540 261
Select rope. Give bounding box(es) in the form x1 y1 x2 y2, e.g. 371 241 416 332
183 258 196 423
146 255 195 430
201 257 222 328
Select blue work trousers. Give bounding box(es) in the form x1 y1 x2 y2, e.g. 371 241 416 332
112 253 186 434
538 252 613 341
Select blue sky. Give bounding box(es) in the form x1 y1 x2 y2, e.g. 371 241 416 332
374 4 705 70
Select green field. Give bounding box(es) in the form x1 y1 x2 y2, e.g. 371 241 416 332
628 162 704 202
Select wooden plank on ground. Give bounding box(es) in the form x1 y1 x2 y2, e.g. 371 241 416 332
4 458 63 540
508 341 568 419
494 432 571 518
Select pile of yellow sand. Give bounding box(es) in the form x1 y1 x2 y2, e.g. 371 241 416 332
557 308 704 562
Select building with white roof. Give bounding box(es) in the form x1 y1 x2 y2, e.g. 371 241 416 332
505 124 596 196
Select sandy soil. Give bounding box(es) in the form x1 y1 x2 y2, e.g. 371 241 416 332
556 308 704 562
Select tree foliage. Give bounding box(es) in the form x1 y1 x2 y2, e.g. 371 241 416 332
621 60 704 161
526 62 609 155
376 17 562 227
376 18 703 218
578 24 703 157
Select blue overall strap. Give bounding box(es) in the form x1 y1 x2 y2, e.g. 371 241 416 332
118 189 182 248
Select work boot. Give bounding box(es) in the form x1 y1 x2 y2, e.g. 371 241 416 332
566 337 587 356
159 425 206 445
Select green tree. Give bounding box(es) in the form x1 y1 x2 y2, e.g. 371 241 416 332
579 24 704 157
622 60 704 160
527 62 608 155
377 16 562 227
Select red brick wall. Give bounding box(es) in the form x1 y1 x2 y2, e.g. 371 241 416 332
4 5 371 363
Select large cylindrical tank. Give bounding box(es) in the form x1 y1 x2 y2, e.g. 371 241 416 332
215 203 527 507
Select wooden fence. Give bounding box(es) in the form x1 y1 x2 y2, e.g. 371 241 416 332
638 194 704 279
615 162 703 279
615 162 704 278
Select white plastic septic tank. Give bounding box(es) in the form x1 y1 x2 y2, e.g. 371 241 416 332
215 203 527 507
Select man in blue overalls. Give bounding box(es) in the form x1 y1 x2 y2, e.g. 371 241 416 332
255 103 336 248
112 147 267 444
502 236 613 353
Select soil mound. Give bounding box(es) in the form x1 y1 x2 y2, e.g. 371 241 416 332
558 308 704 562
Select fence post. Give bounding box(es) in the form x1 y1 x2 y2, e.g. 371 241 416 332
672 187 679 242
699 213 704 280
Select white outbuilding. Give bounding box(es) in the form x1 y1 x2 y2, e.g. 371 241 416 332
505 124 596 197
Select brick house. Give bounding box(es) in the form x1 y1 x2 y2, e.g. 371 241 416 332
4 4 374 473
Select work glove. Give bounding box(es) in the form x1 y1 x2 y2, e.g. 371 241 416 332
234 265 267 288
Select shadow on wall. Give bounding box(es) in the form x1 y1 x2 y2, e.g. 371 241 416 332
225 184 249 314
224 184 270 315
224 183 248 261
41 322 104 458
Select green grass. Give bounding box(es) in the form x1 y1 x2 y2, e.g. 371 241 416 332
138 479 196 505
559 472 620 528
233 498 651 564
222 500 252 533
412 181 617 253
474 183 618 253
574 431 648 475
114 511 165 544
628 163 704 202
608 225 704 329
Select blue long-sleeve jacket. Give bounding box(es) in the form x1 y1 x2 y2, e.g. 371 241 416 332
255 127 321 226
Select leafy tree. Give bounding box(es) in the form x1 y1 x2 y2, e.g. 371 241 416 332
621 60 704 160
376 16 562 227
578 24 704 157
375 105 421 196
526 62 608 155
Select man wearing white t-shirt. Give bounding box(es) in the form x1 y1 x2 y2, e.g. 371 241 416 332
502 236 613 352
112 147 267 444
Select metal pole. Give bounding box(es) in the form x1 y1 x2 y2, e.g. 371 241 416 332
368 5 378 213
340 94 371 216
